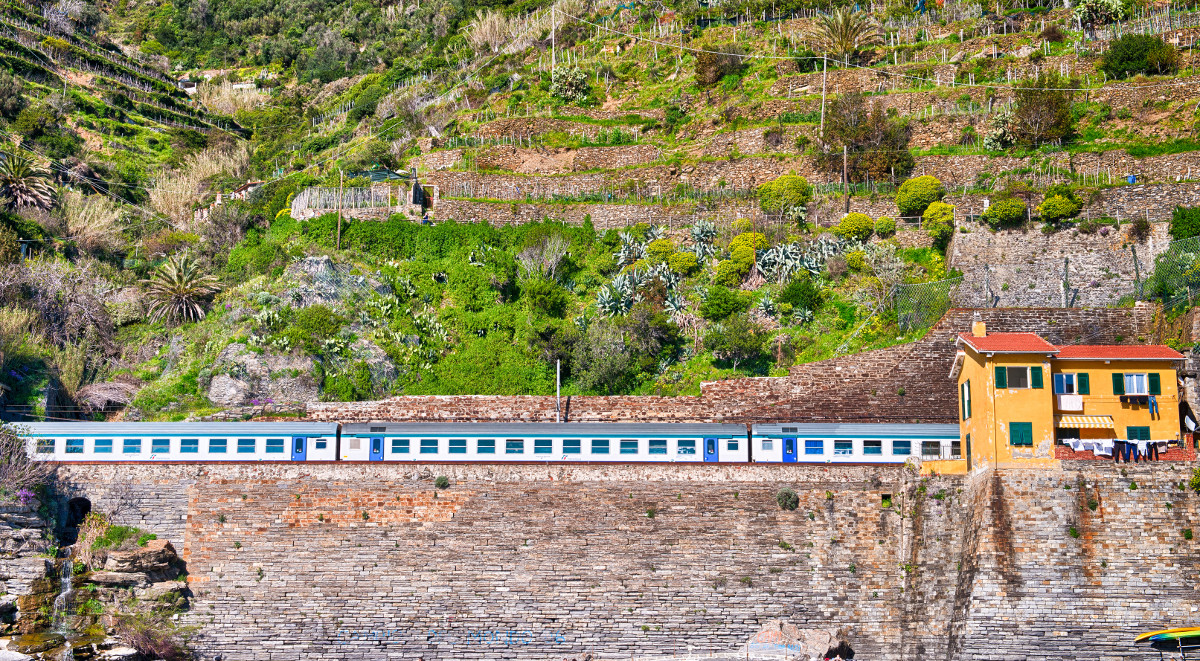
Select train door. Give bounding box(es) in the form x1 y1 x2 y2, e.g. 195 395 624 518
369 437 384 461
291 437 307 461
782 437 798 463
703 437 719 462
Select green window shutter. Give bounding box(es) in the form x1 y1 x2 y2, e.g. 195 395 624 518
960 384 967 421
995 366 1007 389
1149 372 1161 395
966 381 972 418
1031 366 1044 389
1010 422 1033 447
1112 372 1125 395
1077 373 1090 395
1126 426 1150 441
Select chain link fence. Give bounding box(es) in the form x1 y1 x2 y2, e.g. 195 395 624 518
1141 235 1200 307
894 276 965 332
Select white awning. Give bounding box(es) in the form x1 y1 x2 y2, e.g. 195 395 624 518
1055 415 1115 429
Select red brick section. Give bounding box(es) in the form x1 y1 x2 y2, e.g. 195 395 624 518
1054 443 1196 461
306 307 1160 424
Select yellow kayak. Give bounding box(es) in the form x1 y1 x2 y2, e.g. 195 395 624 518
1136 627 1200 643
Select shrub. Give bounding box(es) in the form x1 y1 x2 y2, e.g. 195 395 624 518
1010 74 1076 147
1100 34 1180 79
835 213 874 242
349 84 384 122
757 175 812 221
1170 206 1200 240
1040 24 1067 42
728 232 769 255
1189 467 1200 493
524 279 569 318
923 201 956 250
875 216 896 237
435 475 450 489
982 198 1027 229
714 259 750 286
1130 216 1152 242
1037 195 1081 224
705 313 767 369
845 250 868 271
646 238 675 263
778 275 823 313
700 285 749 320
1183 528 1194 541
732 218 754 233
695 44 745 87
776 487 799 511
897 175 945 217
549 67 590 103
284 304 345 353
668 251 699 276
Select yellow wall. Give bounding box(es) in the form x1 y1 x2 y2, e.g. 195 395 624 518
951 348 1181 474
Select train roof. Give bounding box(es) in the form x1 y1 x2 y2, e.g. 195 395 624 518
751 422 960 438
342 422 747 435
9 422 339 435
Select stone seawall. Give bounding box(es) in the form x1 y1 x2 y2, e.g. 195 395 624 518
47 460 1200 660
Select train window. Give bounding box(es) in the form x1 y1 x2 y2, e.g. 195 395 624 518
950 441 962 458
562 439 581 454
921 441 941 458
534 439 553 454
619 440 638 455
804 440 823 455
727 438 738 451
591 439 610 454
649 439 667 455
94 439 113 454
123 439 141 454
181 439 199 454
391 438 410 453
370 427 386 433
449 439 467 454
36 439 54 454
863 440 882 455
315 440 327 450
782 427 797 433
66 439 84 454
151 439 170 454
677 440 696 455
348 439 362 451
266 439 285 454
505 439 524 454
209 439 228 453
892 440 912 455
477 439 495 454
761 439 773 451
834 440 853 456
237 438 256 454
420 439 439 454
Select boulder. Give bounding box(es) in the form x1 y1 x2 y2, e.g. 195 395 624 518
102 540 177 574
134 581 188 601
206 343 317 407
8 633 65 654
87 572 149 588
746 620 852 659
1015 44 1038 58
0 650 33 661
949 50 965 63
98 647 138 660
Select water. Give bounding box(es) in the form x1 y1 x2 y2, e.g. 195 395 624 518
49 556 74 661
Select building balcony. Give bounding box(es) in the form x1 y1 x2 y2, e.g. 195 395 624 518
1056 394 1084 412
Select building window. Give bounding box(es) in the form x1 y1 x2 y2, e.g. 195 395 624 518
181 439 199 454
619 439 638 455
534 439 552 454
761 439 774 451
449 439 467 454
677 439 696 455
476 439 495 454
961 380 972 419
1009 422 1033 447
1055 428 1080 444
391 438 410 454
562 439 581 454
950 440 962 458
1126 426 1151 441
727 438 739 451
834 440 852 456
591 439 610 454
209 438 228 453
1007 367 1030 389
804 440 824 455
892 440 912 455
94 439 113 454
921 441 941 458
649 439 667 455
266 438 284 454
237 438 256 454
151 438 170 454
123 438 141 454
1053 373 1076 395
505 439 524 454
863 440 882 455
421 439 439 454
65 438 84 454
1124 373 1148 395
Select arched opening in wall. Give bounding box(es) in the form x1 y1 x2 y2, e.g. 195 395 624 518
61 497 92 543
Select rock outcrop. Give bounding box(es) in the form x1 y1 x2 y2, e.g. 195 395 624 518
0 502 54 635
205 342 318 406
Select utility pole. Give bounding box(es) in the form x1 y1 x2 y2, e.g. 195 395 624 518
551 5 556 75
336 169 343 250
819 56 828 140
556 359 561 423
843 144 849 213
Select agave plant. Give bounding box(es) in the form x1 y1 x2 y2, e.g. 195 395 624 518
0 149 55 212
645 225 667 242
755 295 777 318
690 220 717 245
614 241 647 267
596 284 635 317
793 306 815 325
144 253 222 324
664 291 688 316
808 6 882 62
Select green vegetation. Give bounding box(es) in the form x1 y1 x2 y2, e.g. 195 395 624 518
776 487 799 511
1099 35 1180 79
897 176 945 218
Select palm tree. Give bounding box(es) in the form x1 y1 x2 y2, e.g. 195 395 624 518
808 7 882 63
144 253 222 324
0 149 55 212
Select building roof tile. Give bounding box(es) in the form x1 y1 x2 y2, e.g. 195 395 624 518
1053 345 1184 360
957 332 1059 354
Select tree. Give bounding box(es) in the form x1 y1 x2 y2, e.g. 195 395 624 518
0 71 27 120
700 285 749 320
1100 35 1180 79
1075 0 1129 30
1170 206 1200 241
549 67 590 104
896 175 945 217
923 201 955 250
778 275 822 313
835 213 874 241
757 174 811 224
982 197 1028 229
695 44 745 87
0 424 54 498
808 7 881 63
705 313 768 370
818 93 913 183
144 253 222 325
1010 75 1075 147
571 319 633 395
0 149 54 212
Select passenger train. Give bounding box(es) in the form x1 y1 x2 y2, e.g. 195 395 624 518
15 421 962 464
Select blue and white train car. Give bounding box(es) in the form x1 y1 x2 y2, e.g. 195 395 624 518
340 422 750 462
21 422 341 462
750 423 961 463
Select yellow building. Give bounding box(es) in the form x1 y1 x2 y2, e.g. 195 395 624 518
940 319 1185 473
